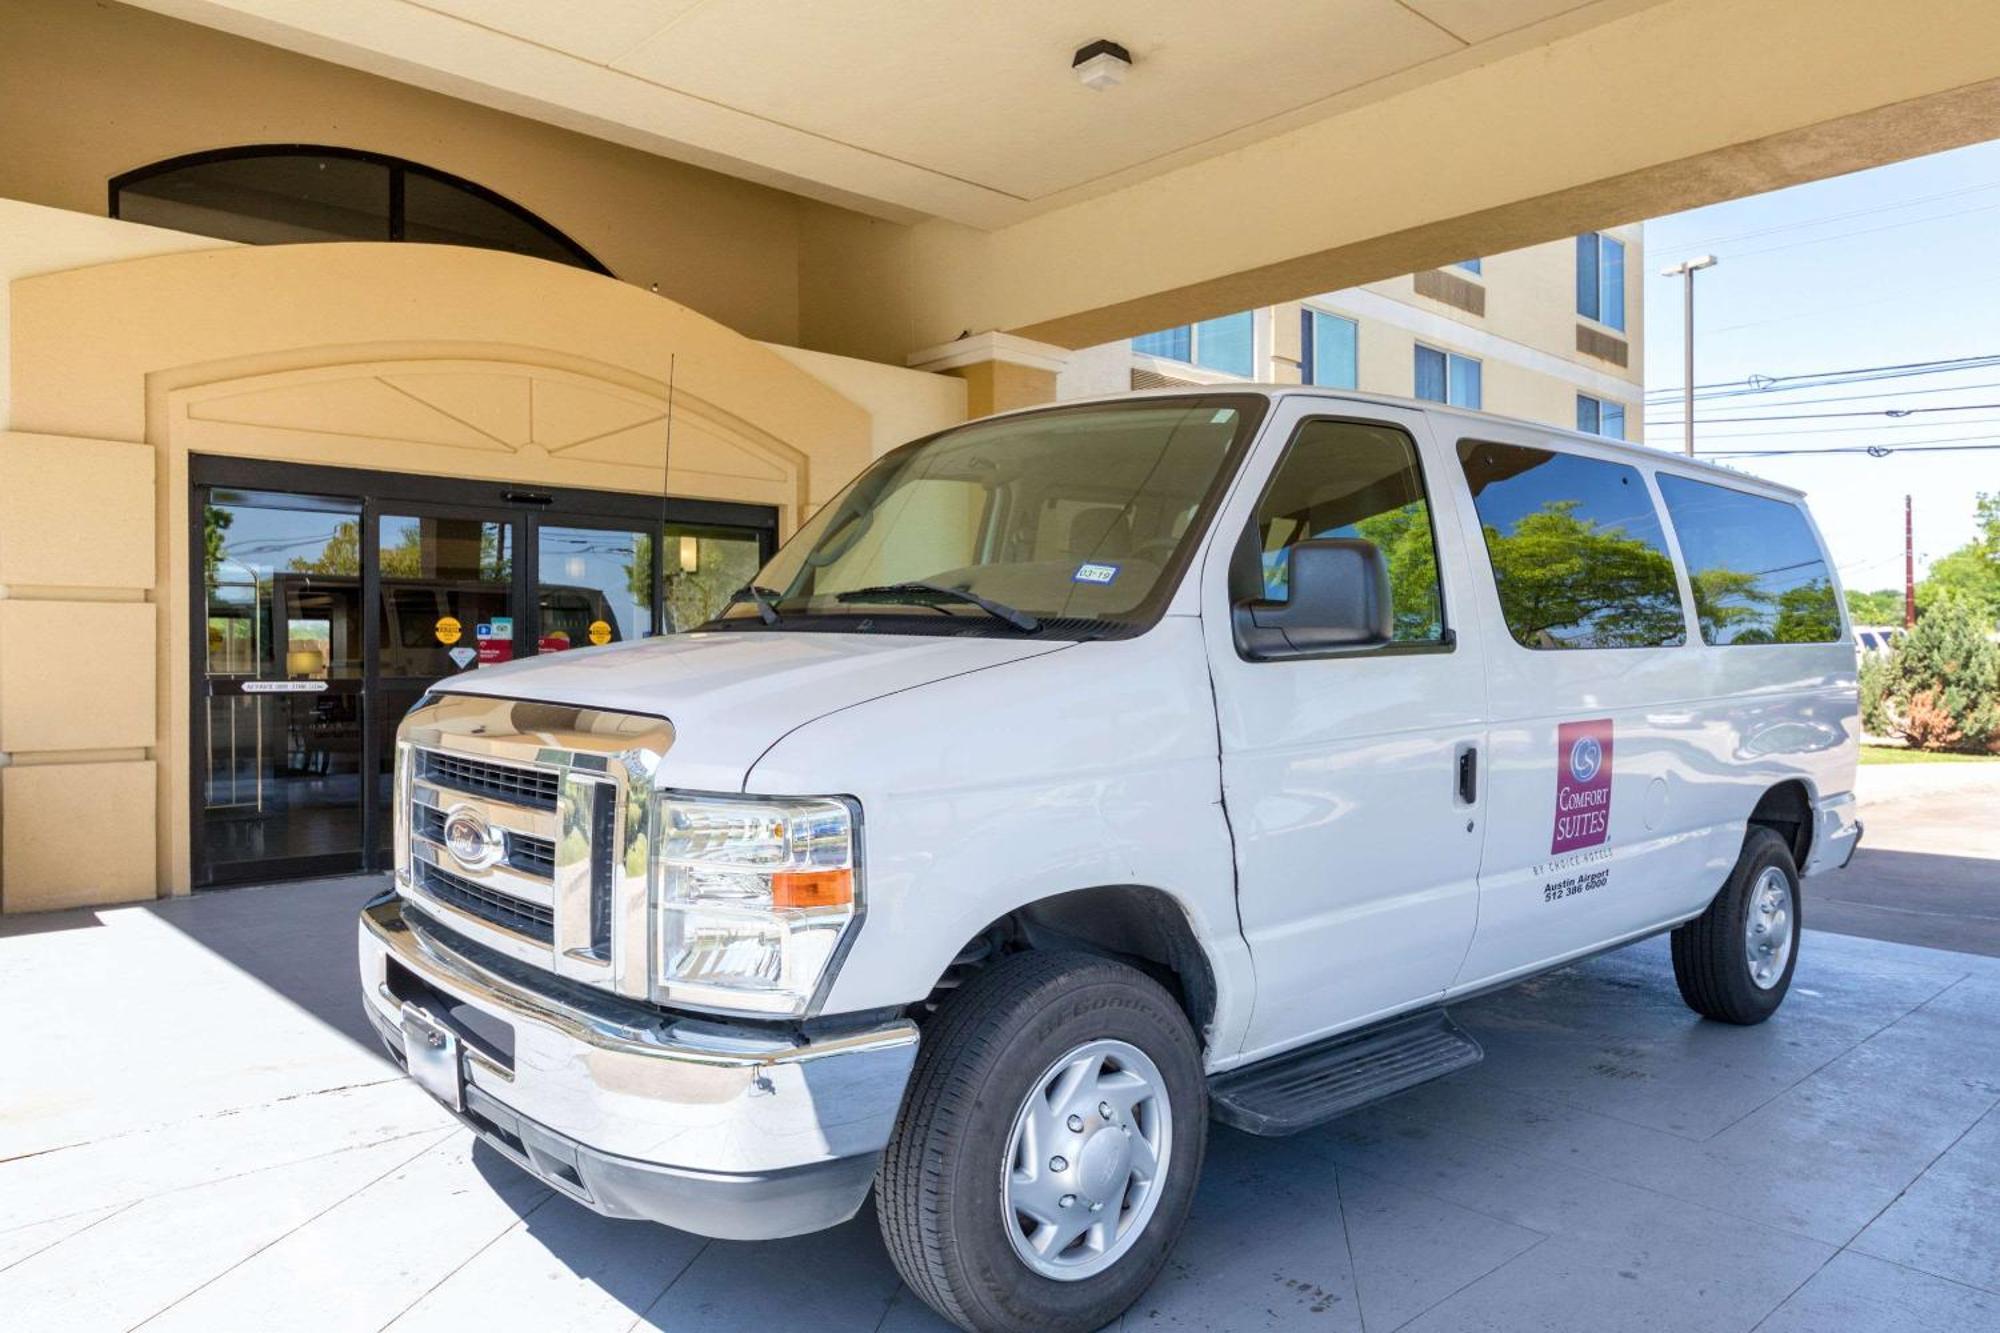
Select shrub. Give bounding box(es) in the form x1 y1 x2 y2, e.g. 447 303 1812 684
1901 690 1963 751
1886 594 2000 752
1858 652 1892 736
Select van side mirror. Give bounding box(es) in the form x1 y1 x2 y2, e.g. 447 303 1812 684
1232 538 1392 659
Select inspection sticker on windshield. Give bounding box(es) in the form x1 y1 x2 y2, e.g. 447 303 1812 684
1551 719 1614 854
1073 562 1120 585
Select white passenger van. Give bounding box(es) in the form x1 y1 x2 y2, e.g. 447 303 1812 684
359 388 1860 1333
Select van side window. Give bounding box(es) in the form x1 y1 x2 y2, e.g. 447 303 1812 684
1247 420 1445 642
1656 474 1842 644
1456 440 1685 650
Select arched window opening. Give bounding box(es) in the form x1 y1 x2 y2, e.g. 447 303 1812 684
110 145 608 275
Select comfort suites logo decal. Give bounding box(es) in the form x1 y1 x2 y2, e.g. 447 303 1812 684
1551 719 1614 854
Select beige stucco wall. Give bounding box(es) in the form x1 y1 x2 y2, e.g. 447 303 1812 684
0 200 232 429
0 212 957 912
761 344 967 455
0 0 884 348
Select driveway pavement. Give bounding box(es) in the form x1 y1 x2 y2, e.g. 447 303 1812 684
3 777 1997 1332
1812 763 2000 957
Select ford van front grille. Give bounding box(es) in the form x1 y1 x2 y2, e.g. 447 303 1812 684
418 750 560 810
416 861 555 942
393 695 674 1000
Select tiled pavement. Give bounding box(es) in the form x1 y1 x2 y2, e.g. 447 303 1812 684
4 857 1998 1329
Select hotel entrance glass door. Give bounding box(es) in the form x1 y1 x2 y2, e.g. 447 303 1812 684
192 460 777 887
199 489 370 882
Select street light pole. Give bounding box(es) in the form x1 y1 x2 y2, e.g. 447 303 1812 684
1662 254 1717 457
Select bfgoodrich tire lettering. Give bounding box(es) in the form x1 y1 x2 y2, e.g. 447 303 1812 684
876 950 1207 1333
1671 826 1802 1025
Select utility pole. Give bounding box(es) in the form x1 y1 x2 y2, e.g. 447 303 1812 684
1904 494 1917 628
1662 255 1718 457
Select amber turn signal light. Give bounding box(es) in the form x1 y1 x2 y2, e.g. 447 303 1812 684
771 869 853 909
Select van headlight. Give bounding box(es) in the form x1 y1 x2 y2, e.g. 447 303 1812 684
650 792 859 1016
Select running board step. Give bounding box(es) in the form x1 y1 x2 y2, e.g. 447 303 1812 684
1209 1010 1483 1136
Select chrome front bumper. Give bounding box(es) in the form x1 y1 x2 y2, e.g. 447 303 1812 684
358 894 917 1240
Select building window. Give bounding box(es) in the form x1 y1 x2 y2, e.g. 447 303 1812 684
1415 344 1481 409
1457 440 1685 650
1246 419 1445 642
1456 259 1483 275
1577 394 1627 438
110 146 607 274
1655 475 1841 645
1576 232 1626 331
1132 311 1255 377
1300 309 1358 389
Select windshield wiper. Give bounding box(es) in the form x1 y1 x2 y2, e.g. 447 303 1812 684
836 581 1041 633
726 584 784 625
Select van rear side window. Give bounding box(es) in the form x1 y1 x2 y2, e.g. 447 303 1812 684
1457 440 1686 650
1655 474 1842 645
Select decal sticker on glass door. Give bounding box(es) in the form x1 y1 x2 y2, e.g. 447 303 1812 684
1552 719 1613 853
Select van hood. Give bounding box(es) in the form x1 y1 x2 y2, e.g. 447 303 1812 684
432 629 1073 791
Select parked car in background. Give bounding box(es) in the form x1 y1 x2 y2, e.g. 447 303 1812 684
1854 623 1907 660
359 389 1860 1333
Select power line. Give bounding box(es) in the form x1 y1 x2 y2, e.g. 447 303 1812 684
1653 378 2000 413
1645 353 2000 401
1648 415 2000 441
1698 439 2000 459
1646 399 2000 428
1720 197 2000 262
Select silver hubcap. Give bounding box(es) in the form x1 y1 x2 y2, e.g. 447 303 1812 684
1745 866 1795 990
1002 1039 1172 1281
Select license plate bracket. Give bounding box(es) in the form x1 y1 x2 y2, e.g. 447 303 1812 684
401 1002 465 1112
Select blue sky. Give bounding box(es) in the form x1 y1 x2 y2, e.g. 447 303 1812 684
1641 139 2000 590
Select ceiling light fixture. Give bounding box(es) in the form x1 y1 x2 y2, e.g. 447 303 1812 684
1072 39 1131 91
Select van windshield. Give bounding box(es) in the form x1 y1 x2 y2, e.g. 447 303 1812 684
716 396 1266 635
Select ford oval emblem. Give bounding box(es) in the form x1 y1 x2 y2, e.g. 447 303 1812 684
441 805 502 871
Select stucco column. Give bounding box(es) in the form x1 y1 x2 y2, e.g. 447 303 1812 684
906 332 1069 418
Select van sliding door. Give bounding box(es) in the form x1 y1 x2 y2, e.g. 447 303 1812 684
1201 403 1490 1061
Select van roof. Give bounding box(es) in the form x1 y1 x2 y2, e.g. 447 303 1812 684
1024 384 1808 501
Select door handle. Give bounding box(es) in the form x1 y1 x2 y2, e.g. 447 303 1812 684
1455 742 1479 806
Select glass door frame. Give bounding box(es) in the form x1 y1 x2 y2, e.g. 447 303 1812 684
190 455 778 887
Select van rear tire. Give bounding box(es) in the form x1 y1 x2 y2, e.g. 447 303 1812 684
1671 827 1801 1025
876 950 1207 1333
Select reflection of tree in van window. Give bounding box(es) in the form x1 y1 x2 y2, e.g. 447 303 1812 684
1458 441 1686 650
1352 503 1442 640
1252 420 1445 642
1478 501 1685 649
1656 474 1842 645
1701 574 1842 645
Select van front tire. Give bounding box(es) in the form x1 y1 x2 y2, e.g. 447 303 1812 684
1671 827 1801 1025
876 950 1207 1333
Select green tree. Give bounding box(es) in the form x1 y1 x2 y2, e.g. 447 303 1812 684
1482 501 1685 648
287 520 506 580
1688 567 1769 643
1844 587 1903 625
1858 652 1891 735
286 519 366 575
1773 578 1842 644
1353 502 1442 640
1885 592 2000 752
1915 492 2000 632
201 505 234 585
